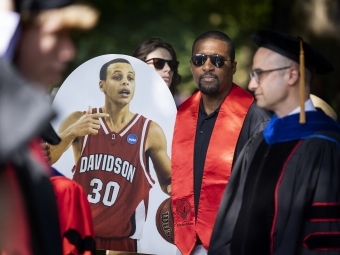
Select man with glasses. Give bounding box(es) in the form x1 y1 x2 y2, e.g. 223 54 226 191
50 58 171 252
171 30 271 255
209 29 340 255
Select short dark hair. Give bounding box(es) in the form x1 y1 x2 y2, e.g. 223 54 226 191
132 38 182 95
99 58 131 80
192 31 235 61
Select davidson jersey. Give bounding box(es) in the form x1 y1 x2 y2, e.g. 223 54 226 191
73 108 155 239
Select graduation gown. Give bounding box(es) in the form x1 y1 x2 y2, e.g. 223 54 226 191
233 101 272 163
51 176 95 255
0 58 62 255
209 111 340 255
172 84 271 255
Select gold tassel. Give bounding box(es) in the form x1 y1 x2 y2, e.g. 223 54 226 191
299 38 306 124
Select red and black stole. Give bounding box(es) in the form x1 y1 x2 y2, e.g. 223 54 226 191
171 84 253 255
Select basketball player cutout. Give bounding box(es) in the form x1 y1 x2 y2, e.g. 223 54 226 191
50 58 171 252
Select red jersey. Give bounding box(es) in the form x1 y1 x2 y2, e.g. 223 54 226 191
73 109 155 239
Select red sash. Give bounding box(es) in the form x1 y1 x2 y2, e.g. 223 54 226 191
171 84 253 255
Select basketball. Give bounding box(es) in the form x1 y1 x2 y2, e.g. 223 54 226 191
155 197 174 244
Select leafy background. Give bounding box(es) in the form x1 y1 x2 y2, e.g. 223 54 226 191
57 0 340 119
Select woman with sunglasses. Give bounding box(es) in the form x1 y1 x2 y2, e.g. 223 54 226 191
132 38 182 95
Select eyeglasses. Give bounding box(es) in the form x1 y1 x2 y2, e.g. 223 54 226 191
249 66 291 83
145 58 179 71
191 54 232 68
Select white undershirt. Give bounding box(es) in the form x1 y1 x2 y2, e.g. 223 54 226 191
288 98 316 115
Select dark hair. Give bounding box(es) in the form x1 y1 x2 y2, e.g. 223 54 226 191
192 31 235 61
132 38 182 95
99 58 131 80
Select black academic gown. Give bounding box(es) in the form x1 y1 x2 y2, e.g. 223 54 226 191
0 58 62 255
209 113 340 255
233 102 271 163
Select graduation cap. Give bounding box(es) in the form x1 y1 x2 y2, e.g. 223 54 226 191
251 29 334 123
15 0 99 31
15 0 75 12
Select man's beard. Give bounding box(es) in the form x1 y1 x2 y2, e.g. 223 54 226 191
198 76 220 95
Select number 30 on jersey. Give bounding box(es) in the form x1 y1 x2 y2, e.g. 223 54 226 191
88 178 120 206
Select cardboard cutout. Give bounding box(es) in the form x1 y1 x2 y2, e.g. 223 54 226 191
52 55 177 255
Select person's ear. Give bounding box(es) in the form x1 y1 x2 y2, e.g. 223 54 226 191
99 80 105 92
232 61 237 75
287 67 299 86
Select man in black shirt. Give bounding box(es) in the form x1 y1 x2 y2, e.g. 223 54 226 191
171 30 271 255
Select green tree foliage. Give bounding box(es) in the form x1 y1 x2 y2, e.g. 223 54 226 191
62 0 340 118
65 0 272 95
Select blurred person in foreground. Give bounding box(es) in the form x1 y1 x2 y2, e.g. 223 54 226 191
132 38 182 100
0 0 99 254
171 30 271 255
209 29 340 255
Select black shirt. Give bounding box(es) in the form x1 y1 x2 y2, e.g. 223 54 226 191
193 99 220 214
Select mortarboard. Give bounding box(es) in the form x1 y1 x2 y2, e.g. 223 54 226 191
251 29 334 123
251 29 333 75
15 0 99 31
15 0 75 12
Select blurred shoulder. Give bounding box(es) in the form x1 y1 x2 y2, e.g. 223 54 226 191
247 102 272 121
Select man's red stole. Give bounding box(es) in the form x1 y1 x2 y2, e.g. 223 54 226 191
171 84 253 255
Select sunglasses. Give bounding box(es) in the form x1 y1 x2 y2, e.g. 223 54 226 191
145 58 179 71
191 54 232 68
